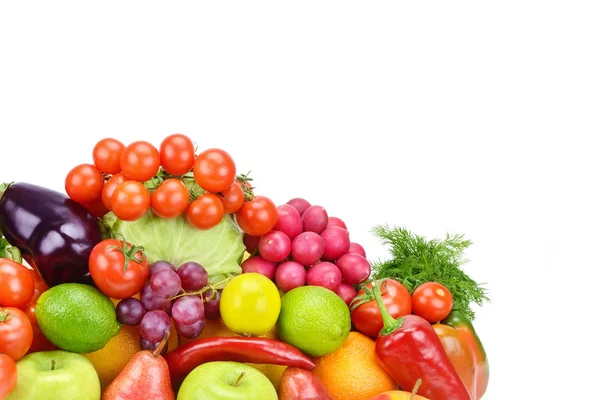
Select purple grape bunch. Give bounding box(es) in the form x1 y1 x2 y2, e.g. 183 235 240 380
115 260 220 348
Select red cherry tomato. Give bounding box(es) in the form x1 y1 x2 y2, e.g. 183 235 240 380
235 195 278 237
89 239 150 299
81 196 110 219
411 282 454 323
65 163 104 204
151 178 190 218
0 353 17 399
0 307 33 361
0 259 34 308
219 181 245 214
20 270 57 354
120 140 160 182
101 172 127 210
110 181 150 221
193 148 236 193
350 279 412 338
159 133 196 175
93 137 126 174
186 193 225 230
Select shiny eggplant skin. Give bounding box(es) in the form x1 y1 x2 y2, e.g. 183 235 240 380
0 182 102 287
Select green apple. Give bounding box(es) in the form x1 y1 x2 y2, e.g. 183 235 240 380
177 361 277 400
7 350 100 400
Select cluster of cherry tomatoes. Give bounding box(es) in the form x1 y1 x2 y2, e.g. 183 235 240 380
64 133 279 235
0 257 57 398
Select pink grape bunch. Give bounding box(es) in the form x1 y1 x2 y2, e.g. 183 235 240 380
114 260 222 353
241 197 371 306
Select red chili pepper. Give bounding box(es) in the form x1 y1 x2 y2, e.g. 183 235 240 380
164 336 316 389
371 280 471 400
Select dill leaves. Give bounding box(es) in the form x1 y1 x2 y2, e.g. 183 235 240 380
370 224 490 320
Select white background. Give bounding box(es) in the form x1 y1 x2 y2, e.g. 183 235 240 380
1 2 599 399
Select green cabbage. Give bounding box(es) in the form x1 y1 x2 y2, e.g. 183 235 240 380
101 212 245 284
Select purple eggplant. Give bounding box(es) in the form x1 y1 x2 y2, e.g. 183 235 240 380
0 182 102 287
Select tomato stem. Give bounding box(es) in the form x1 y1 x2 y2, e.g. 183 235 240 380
0 308 13 322
107 234 146 273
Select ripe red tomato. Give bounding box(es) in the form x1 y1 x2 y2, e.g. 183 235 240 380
219 182 245 214
89 239 150 299
101 172 126 210
193 148 236 193
120 140 161 182
160 133 196 175
111 181 150 221
186 193 225 230
81 196 110 219
0 259 34 308
411 282 454 323
350 279 412 338
235 195 277 237
20 270 56 354
93 137 126 174
0 307 33 361
65 163 104 204
0 353 17 399
151 178 190 218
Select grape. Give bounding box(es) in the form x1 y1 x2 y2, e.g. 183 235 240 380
336 253 371 285
172 295 205 326
291 232 325 266
273 204 302 240
116 298 145 325
165 299 174 316
203 289 222 320
326 217 347 230
335 282 358 306
241 255 277 280
243 234 261 253
301 205 328 234
306 261 342 292
140 310 171 343
140 337 168 355
348 242 367 258
150 269 182 299
177 262 208 291
175 318 206 339
149 260 176 277
258 230 291 263
140 284 170 311
286 197 311 216
320 226 351 261
275 260 307 293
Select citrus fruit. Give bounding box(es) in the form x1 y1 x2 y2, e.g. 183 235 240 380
220 273 281 335
83 324 141 389
36 283 120 353
312 332 398 400
276 285 351 357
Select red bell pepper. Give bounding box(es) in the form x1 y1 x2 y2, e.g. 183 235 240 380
163 336 315 389
371 280 471 400
442 310 489 399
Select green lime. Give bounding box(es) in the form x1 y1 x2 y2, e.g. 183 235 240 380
276 286 351 357
36 283 120 353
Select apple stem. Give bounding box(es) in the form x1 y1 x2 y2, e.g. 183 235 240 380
51 359 56 371
233 372 245 387
152 330 170 357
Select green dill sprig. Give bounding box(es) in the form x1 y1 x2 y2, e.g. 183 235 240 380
370 224 490 320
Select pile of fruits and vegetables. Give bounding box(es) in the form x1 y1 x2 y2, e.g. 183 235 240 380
0 133 491 400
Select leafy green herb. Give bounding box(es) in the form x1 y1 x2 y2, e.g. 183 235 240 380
0 234 22 263
370 224 490 320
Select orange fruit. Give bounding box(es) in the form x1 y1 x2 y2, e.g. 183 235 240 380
83 324 141 389
312 331 398 400
179 318 286 388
